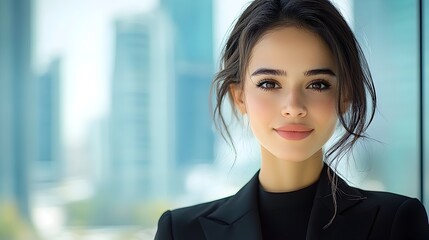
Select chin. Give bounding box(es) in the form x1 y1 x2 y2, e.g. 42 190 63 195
271 150 319 163
259 139 324 163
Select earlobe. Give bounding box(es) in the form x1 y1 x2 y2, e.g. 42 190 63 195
340 100 351 115
339 90 351 115
229 84 246 114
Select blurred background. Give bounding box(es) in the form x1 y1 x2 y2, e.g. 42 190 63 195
0 0 428 239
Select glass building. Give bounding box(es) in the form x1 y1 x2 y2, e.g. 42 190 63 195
161 0 215 168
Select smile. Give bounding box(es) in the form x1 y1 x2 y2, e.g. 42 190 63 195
274 125 314 140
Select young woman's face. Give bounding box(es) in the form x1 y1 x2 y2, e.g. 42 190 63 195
232 26 339 162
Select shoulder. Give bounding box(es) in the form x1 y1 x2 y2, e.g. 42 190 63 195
171 196 231 223
155 171 261 239
359 188 426 214
154 196 232 239
356 188 429 239
360 188 421 207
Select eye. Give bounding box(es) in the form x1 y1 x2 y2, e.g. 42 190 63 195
256 80 281 91
307 80 331 91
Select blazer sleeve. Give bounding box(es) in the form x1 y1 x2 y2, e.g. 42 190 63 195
155 210 174 240
391 198 429 240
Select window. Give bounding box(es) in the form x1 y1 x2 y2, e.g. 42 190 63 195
0 0 427 239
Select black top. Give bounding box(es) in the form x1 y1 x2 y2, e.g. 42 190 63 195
258 180 319 240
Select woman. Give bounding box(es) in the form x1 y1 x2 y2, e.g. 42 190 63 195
155 0 429 239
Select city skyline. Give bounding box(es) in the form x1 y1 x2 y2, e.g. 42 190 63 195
34 0 248 149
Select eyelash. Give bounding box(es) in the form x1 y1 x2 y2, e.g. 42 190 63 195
255 79 331 92
307 79 332 92
255 79 280 91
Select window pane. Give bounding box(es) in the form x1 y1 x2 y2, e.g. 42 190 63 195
1 0 426 239
351 0 420 197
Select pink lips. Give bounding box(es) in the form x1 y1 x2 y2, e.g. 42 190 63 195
274 124 314 141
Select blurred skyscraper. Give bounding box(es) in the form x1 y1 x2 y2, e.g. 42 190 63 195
35 58 62 183
107 9 174 222
0 0 33 219
161 0 215 169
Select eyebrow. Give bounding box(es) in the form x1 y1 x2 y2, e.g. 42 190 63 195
251 68 287 76
304 68 336 77
251 68 336 77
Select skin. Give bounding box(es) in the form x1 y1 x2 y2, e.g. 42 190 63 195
231 26 340 192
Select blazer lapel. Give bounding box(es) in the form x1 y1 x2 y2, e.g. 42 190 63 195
198 164 379 240
306 164 379 240
199 172 263 240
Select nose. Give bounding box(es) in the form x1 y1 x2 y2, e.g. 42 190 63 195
281 90 307 117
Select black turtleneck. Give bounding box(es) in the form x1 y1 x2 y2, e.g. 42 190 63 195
258 179 319 240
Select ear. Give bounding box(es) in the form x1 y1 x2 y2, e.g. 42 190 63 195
339 98 351 115
229 83 246 114
338 88 351 115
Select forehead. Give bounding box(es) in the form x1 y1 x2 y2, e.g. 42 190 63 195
248 26 336 73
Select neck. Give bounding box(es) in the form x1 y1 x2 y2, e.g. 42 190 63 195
259 148 324 193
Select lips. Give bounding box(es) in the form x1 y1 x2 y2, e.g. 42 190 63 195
274 124 314 140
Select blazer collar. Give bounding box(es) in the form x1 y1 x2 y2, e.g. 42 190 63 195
199 164 379 240
199 170 262 240
305 164 379 240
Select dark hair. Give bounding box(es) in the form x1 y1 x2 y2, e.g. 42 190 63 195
211 0 376 228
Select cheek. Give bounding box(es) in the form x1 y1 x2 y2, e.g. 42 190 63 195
245 91 276 118
311 96 338 124
316 96 336 111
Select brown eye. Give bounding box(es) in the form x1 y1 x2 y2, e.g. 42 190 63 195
307 80 331 91
256 80 280 91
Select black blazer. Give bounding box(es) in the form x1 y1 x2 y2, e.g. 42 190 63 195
155 165 429 239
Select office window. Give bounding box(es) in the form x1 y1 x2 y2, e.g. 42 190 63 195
0 0 427 239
